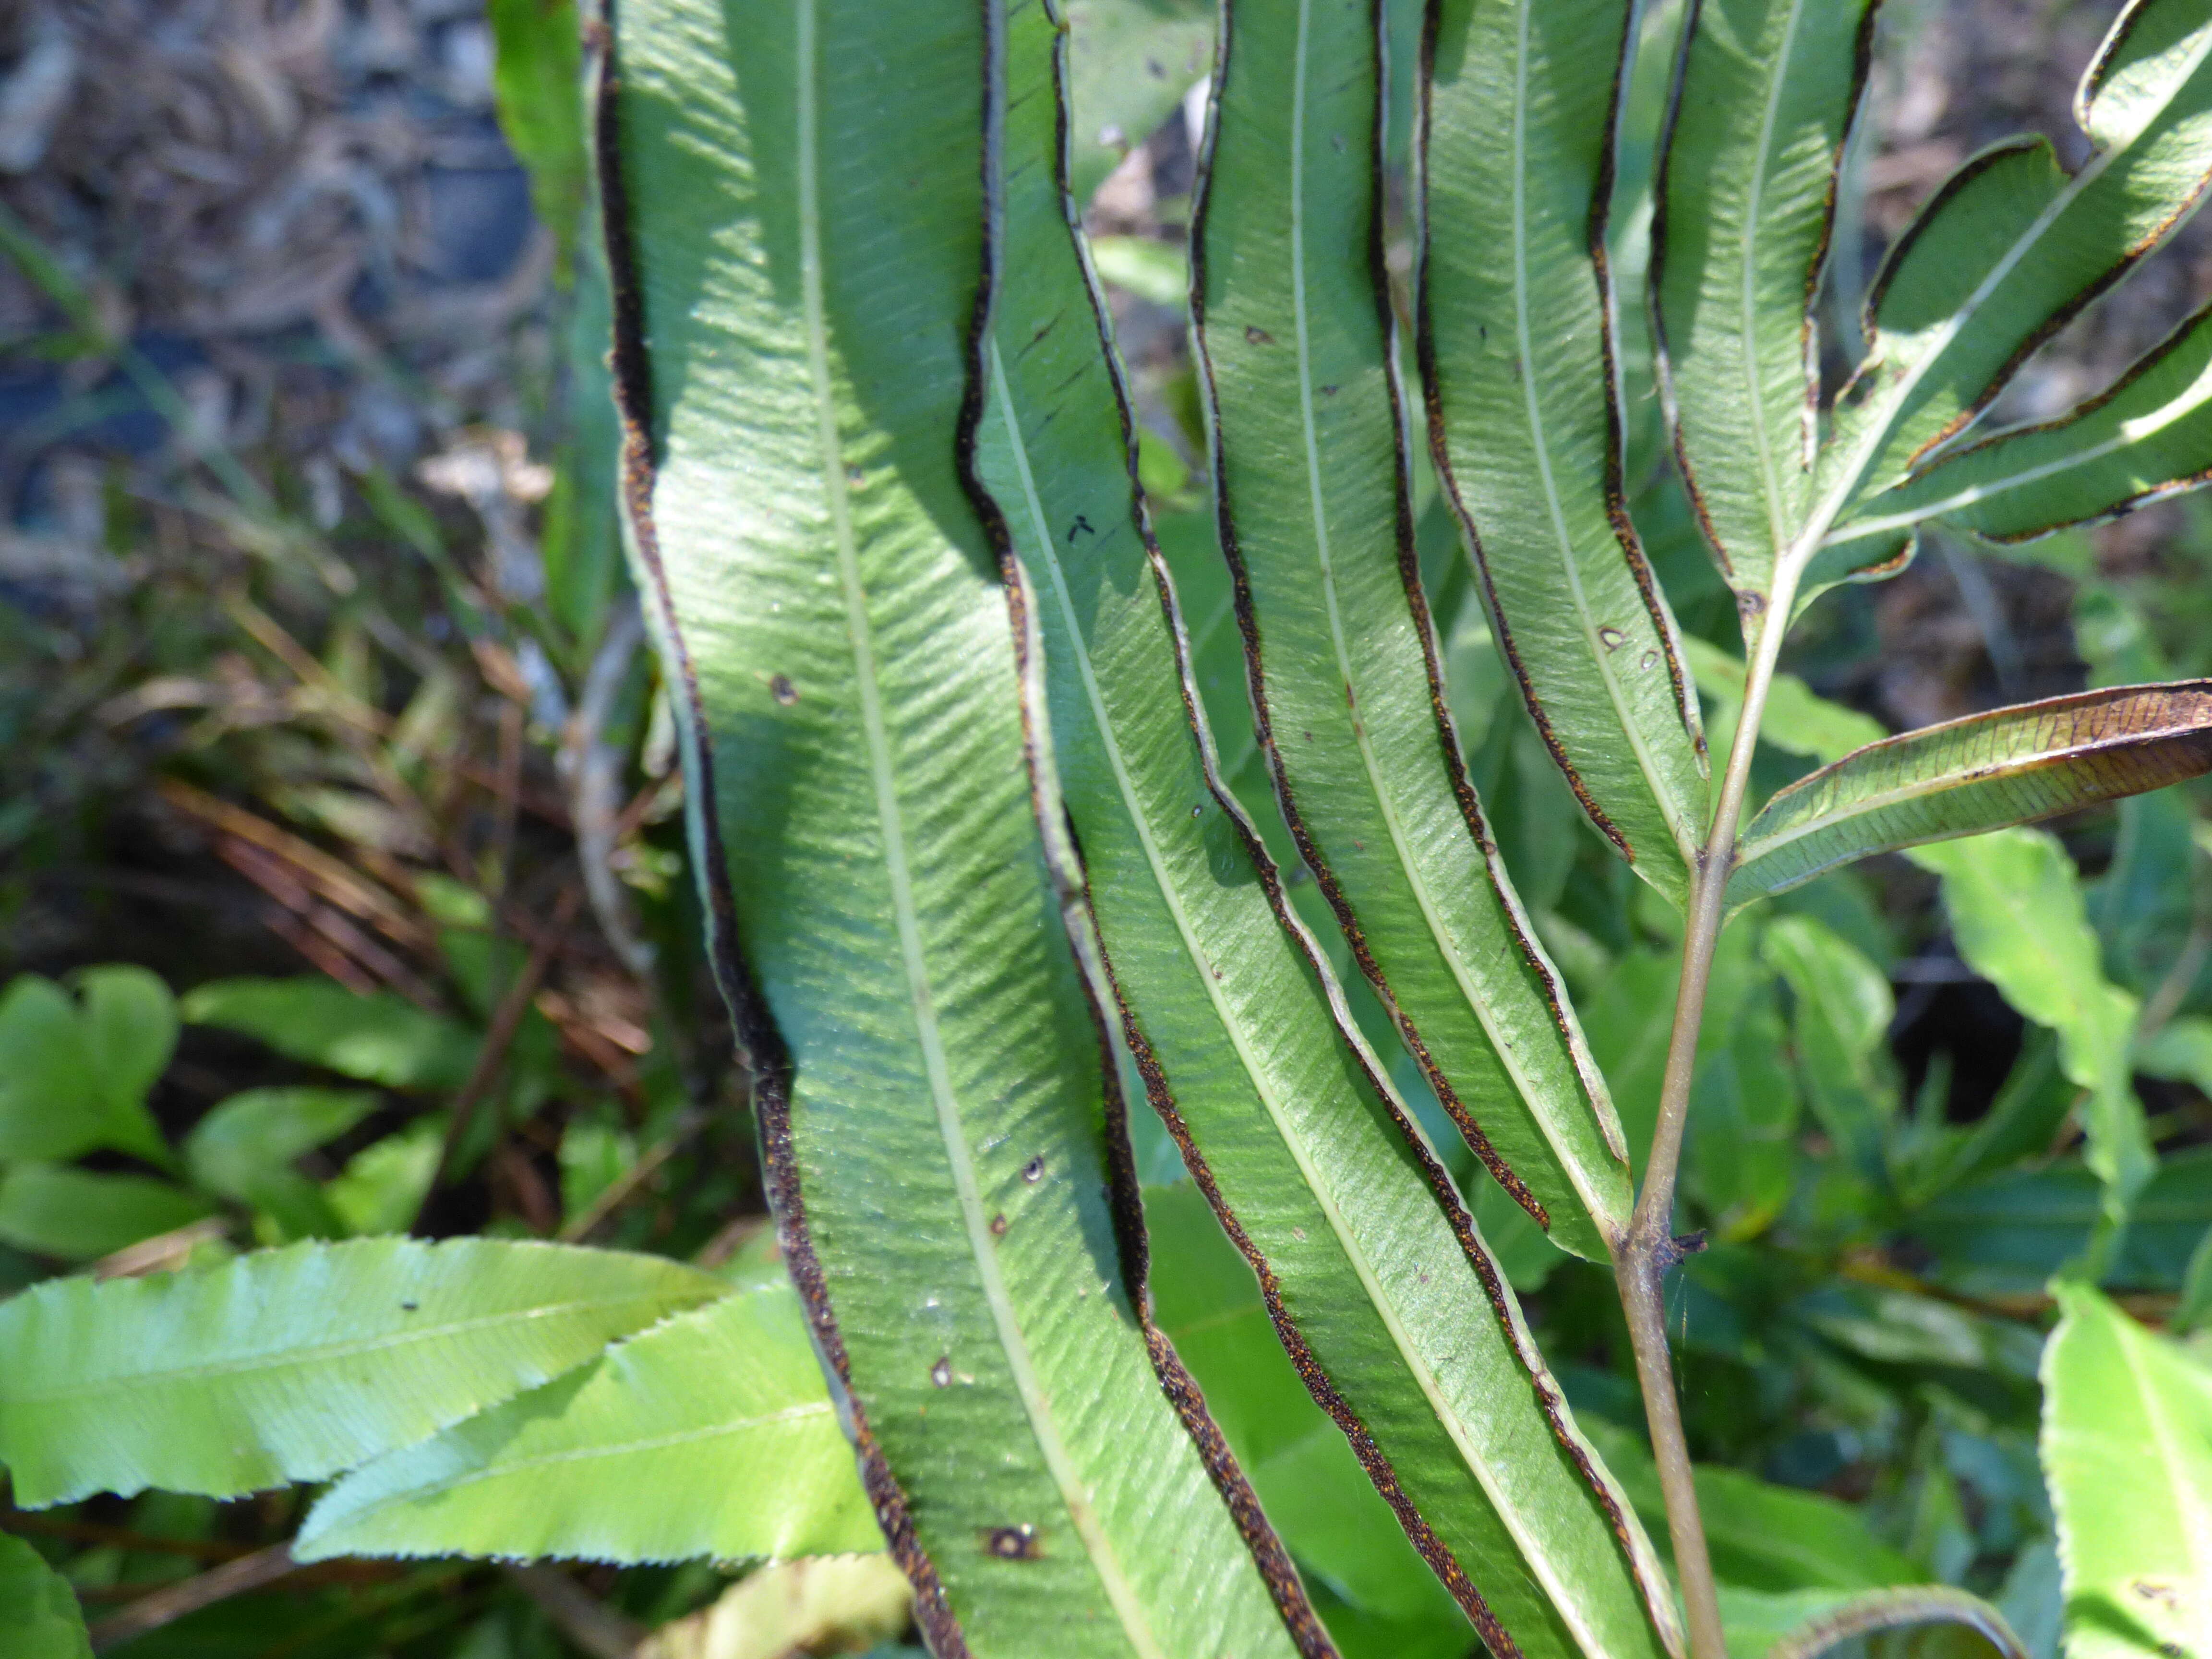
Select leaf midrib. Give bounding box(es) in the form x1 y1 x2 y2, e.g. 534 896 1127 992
990 336 1590 1644
1274 0 1615 1232
1740 724 2200 872
1796 24 2212 566
1739 0 1811 557
1508 0 1702 871
1825 340 2212 545
326 1402 836 1521
6 1293 699 1404
793 9 1159 1648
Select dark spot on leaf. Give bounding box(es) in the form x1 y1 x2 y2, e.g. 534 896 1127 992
930 1356 952 1388
1244 325 1274 346
1303 730 1313 741
846 465 865 487
989 1213 1007 1237
1021 1157 1044 1183
983 1525 1040 1560
1738 590 1767 617
1146 56 1164 77
400 1300 418 1312
1320 385 1338 397
1598 626 1625 652
769 674 798 706
1331 133 1346 152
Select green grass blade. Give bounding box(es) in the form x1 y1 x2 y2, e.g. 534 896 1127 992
297 1285 882 1565
1189 0 1634 1257
1729 682 2212 902
0 1238 725 1505
1811 1 2212 574
1824 303 2212 559
1419 0 1708 903
1653 0 1879 615
2042 1283 2212 1659
600 0 1312 1649
971 4 1676 1655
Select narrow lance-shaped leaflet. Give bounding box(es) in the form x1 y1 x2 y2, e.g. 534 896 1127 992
1190 0 1634 1259
296 1285 885 1566
1652 0 1880 619
1811 0 2212 594
1820 302 2212 558
972 0 1681 1655
598 0 1310 1650
1419 0 1709 903
1727 682 2212 906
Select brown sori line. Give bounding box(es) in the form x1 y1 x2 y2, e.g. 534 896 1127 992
950 4 1340 1648
1644 0 1740 589
1201 0 1604 1237
2076 0 2161 131
1411 0 1637 860
1586 0 1700 759
1854 135 2045 345
1755 680 2212 813
1995 466 2212 541
1908 160 2212 471
1799 2 1887 466
1885 298 2212 541
1362 0 1616 1211
1912 294 2212 518
1108 969 1518 1659
590 23 967 1656
1191 24 1659 1642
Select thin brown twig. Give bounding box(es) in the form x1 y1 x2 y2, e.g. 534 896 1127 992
86 1544 301 1652
157 778 430 954
212 836 442 1006
556 1109 705 1242
1615 565 1806 1659
412 885 582 1231
500 1565 645 1659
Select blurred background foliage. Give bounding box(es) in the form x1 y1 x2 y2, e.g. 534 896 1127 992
0 0 2209 1653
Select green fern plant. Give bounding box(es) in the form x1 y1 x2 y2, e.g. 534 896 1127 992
582 0 2212 1652
9 1 2212 1657
592 0 2212 1654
